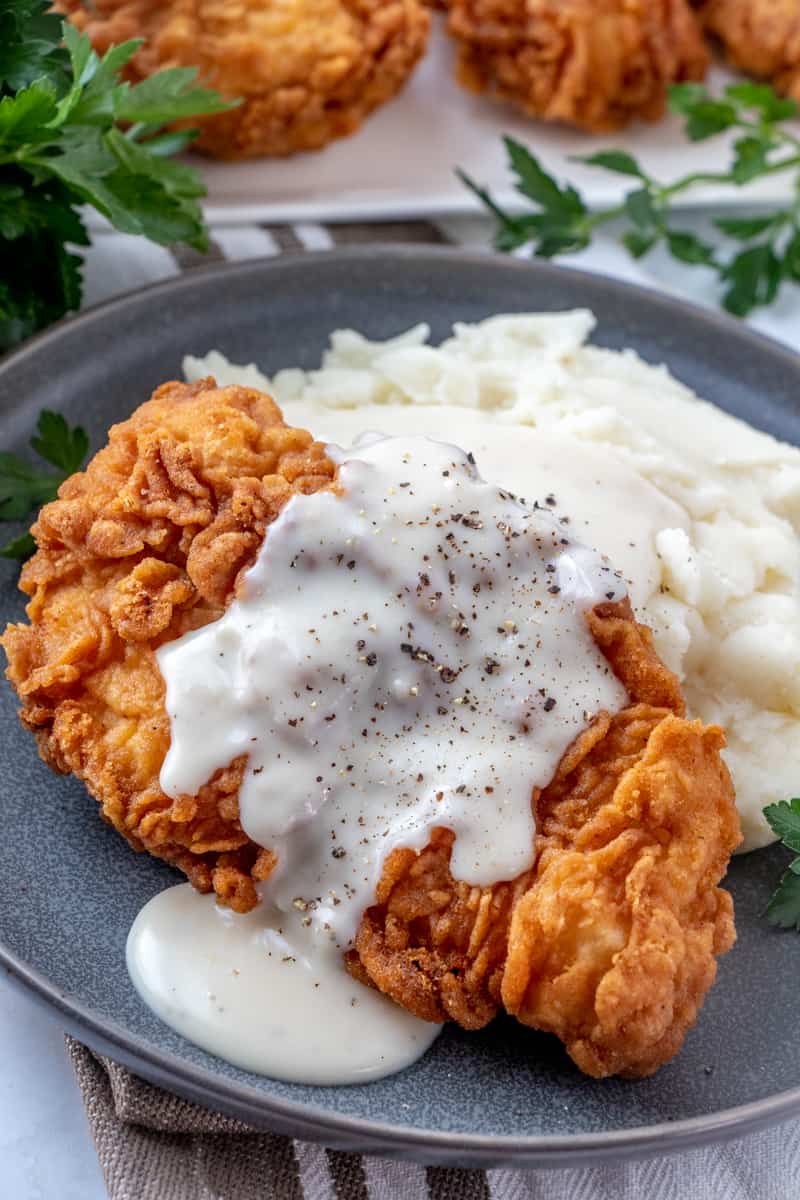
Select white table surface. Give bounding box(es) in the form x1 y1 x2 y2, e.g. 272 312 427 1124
2 214 798 1200
0 975 105 1198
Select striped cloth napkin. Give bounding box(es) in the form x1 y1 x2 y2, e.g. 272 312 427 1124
69 217 800 1200
66 1037 797 1200
79 213 800 350
79 218 450 311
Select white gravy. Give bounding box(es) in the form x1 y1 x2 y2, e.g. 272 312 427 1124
279 406 690 614
129 434 629 1084
127 885 441 1085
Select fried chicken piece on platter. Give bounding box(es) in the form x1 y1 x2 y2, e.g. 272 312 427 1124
1 381 335 911
55 0 430 159
446 0 709 131
349 601 741 1076
698 0 800 102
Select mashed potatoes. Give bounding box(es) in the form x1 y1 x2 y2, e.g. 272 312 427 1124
184 310 800 851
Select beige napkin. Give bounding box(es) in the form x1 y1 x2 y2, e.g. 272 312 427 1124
66 1038 491 1200
67 1036 800 1200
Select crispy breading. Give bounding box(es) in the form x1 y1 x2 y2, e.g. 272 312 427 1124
349 600 740 1075
2 386 740 1078
698 0 800 101
446 0 708 132
54 0 430 159
1 380 335 910
503 709 738 1077
348 827 535 1029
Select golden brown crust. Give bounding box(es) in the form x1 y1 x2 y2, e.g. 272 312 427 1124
446 0 708 131
348 601 740 1075
349 827 534 1028
503 709 739 1077
1 380 335 909
55 0 430 159
698 0 800 101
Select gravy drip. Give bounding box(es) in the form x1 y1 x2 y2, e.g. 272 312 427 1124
127 884 441 1085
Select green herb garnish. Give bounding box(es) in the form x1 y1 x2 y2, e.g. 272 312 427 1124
0 409 89 558
763 799 800 929
460 81 800 317
0 1 236 352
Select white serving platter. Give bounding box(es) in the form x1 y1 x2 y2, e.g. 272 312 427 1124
196 16 794 226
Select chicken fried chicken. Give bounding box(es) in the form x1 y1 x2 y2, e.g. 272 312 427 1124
698 0 800 102
446 0 709 132
2 382 740 1078
2 381 335 910
55 0 430 159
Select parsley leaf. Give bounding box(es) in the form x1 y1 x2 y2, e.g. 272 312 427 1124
766 867 800 931
0 531 36 560
714 215 781 240
505 136 586 218
721 245 782 316
668 84 737 140
783 231 800 282
0 3 238 351
0 409 89 558
573 150 644 178
31 409 89 474
0 451 61 519
0 81 59 147
624 188 658 230
621 230 658 259
67 40 142 126
117 67 234 124
0 172 88 351
461 79 800 317
730 136 771 184
763 800 800 930
724 81 799 122
461 140 591 258
665 231 717 267
0 0 67 94
764 799 800 854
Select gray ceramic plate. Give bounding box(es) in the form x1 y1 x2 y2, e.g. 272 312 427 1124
1 249 799 1168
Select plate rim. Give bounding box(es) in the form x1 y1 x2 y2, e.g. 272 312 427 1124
4 945 800 1167
2 246 800 1166
4 244 800 374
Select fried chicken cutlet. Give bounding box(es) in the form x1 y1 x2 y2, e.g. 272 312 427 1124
698 0 800 103
55 0 430 159
446 0 709 132
1 382 740 1078
2 381 336 911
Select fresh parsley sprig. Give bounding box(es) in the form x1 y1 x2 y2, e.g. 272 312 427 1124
763 799 800 929
0 1 236 352
0 409 89 558
460 81 800 317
